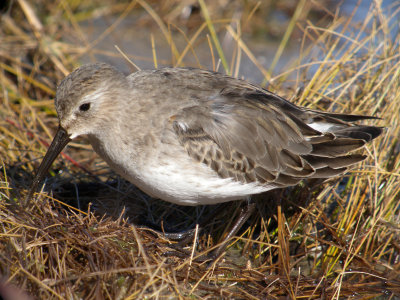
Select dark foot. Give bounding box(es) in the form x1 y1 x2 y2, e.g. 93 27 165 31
161 201 257 265
207 201 256 261
137 225 198 242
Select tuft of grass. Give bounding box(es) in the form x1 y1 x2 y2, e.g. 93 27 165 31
1 0 399 298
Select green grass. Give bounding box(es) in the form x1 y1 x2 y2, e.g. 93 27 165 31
0 0 399 298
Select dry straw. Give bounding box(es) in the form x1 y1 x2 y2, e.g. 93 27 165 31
0 0 399 298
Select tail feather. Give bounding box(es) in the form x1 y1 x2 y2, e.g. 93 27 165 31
312 111 381 123
311 138 366 157
298 113 383 181
303 154 366 169
335 126 384 141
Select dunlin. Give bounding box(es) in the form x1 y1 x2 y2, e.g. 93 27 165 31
26 63 382 258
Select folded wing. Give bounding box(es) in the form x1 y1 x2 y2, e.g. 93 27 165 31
172 85 382 188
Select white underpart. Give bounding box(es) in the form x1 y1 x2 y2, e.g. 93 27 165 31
137 162 274 206
89 132 274 206
308 122 335 133
130 121 273 205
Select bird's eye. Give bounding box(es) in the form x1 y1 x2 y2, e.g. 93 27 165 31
79 103 91 112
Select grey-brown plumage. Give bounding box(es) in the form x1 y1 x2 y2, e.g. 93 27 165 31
172 86 379 188
26 63 383 207
160 67 381 190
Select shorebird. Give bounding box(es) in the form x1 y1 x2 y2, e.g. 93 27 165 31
26 63 382 259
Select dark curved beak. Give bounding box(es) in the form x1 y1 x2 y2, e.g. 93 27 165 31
24 126 72 206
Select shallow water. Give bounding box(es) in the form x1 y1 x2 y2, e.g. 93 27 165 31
78 12 285 83
77 0 398 84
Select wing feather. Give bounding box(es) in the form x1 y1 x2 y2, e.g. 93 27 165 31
168 69 382 188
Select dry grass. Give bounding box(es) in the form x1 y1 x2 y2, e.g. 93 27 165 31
1 0 400 299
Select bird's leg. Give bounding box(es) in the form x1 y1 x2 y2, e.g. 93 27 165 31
208 199 256 261
136 224 196 241
139 203 227 243
148 200 256 261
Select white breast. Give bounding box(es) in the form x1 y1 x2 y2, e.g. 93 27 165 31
131 159 273 206
89 132 273 206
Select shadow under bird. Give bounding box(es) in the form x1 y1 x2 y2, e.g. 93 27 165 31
26 63 382 259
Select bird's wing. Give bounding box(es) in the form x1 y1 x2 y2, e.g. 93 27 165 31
171 87 370 188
